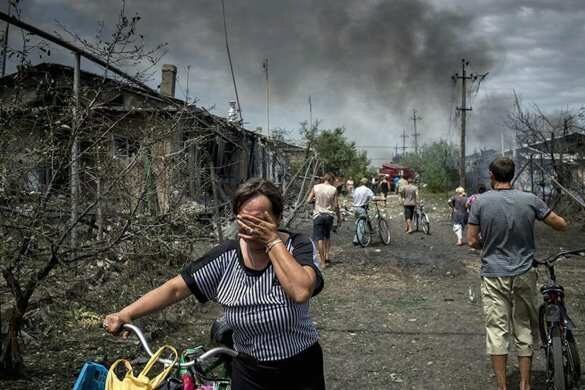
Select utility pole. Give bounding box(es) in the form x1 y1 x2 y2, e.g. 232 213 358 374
221 0 243 124
411 109 422 154
451 58 477 187
71 53 81 250
308 95 313 130
400 129 409 155
262 58 270 137
394 144 399 160
1 1 10 77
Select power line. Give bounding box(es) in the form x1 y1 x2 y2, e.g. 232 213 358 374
220 0 243 124
447 78 458 144
355 145 397 148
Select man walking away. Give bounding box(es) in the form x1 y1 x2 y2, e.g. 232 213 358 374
400 177 418 233
370 176 378 191
352 178 374 245
396 175 407 195
467 157 568 390
392 175 400 193
307 173 340 268
448 186 468 246
379 176 390 205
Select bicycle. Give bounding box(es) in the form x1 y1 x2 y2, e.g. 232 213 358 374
533 249 585 390
413 201 430 235
355 198 391 247
121 323 237 389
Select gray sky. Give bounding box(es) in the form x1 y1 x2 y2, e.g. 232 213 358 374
6 0 585 164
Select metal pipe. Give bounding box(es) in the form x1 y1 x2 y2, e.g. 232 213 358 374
0 11 157 94
1 2 10 77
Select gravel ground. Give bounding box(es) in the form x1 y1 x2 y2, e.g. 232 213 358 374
1 193 584 389
315 193 585 390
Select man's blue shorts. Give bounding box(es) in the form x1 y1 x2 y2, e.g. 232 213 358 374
313 214 334 241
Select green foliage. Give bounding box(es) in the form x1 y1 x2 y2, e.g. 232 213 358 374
312 127 370 179
400 141 459 192
270 127 292 144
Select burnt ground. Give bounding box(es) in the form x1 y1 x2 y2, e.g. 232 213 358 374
2 192 585 389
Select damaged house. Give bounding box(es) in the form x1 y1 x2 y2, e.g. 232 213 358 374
466 132 585 204
0 62 301 216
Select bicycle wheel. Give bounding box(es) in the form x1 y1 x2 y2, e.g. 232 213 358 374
551 326 566 390
378 218 391 245
356 217 371 247
566 330 581 388
414 213 419 232
422 214 430 235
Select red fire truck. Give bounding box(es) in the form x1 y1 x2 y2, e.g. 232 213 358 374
378 163 416 180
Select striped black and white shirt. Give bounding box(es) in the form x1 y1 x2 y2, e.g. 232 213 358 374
181 231 324 362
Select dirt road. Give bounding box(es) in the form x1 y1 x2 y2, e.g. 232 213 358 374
314 193 585 389
1 193 583 389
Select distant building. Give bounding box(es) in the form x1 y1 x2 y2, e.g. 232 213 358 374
466 149 499 192
466 132 585 202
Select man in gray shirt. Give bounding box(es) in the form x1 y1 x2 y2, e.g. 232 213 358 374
467 157 567 390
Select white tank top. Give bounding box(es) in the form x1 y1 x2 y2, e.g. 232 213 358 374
312 183 337 218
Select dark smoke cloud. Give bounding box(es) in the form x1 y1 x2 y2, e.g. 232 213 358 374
167 0 498 111
11 0 584 161
468 92 515 153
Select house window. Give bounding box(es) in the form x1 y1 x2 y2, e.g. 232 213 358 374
113 135 139 158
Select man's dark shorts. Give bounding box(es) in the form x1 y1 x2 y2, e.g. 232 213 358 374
313 214 334 241
404 205 415 220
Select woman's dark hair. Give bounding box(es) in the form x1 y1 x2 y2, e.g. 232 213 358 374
478 184 487 194
232 178 284 218
489 157 515 183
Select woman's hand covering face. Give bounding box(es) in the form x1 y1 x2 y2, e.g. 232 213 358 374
237 211 280 245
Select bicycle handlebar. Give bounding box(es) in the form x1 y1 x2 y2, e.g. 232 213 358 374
122 324 238 368
533 248 585 267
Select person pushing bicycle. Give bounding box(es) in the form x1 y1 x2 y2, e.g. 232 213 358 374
351 178 374 245
467 157 568 390
399 177 418 234
103 179 325 390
